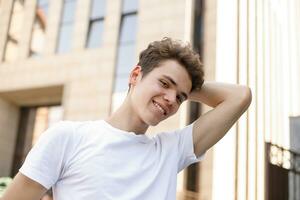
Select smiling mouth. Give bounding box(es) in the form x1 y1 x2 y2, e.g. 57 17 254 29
152 100 167 116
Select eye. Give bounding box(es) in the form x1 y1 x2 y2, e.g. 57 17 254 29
176 95 183 104
159 80 169 88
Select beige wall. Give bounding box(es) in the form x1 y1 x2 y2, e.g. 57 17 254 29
0 0 14 61
0 98 19 176
137 0 187 58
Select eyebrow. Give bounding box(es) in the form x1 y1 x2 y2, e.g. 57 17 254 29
162 75 188 100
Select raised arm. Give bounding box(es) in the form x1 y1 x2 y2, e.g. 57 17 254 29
1 172 46 200
189 81 252 156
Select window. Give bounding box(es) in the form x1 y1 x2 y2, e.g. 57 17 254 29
86 0 106 48
111 0 138 111
56 0 77 53
29 0 49 57
11 105 63 176
290 116 300 152
3 0 26 62
114 14 137 91
114 0 138 92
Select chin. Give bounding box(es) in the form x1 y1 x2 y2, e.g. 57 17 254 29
147 117 167 126
149 121 160 126
141 111 168 126
143 119 158 126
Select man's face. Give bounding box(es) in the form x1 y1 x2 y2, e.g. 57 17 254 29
129 59 192 126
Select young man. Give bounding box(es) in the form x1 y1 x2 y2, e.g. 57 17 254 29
2 38 252 200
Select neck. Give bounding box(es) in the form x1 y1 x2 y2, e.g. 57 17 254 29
105 97 149 135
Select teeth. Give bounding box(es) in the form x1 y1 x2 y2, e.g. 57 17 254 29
153 101 166 115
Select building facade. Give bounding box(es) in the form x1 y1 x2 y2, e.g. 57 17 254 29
0 0 299 199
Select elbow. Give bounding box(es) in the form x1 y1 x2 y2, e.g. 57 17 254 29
238 86 252 108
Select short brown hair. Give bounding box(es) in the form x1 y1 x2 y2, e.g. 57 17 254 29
137 37 204 91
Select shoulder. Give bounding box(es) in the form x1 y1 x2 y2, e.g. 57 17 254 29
32 121 75 148
30 120 98 158
153 124 194 143
48 120 97 135
154 124 193 138
38 120 94 145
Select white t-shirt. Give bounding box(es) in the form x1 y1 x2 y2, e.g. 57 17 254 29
20 120 204 200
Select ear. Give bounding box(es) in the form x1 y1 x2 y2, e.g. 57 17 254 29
129 65 142 87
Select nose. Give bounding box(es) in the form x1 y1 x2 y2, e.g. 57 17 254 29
163 90 177 105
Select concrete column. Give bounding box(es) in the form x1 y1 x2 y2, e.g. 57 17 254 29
62 77 112 121
19 0 37 59
0 97 19 176
44 0 63 55
72 0 91 51
0 0 14 61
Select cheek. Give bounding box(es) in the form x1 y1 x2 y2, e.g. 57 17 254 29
170 106 179 116
168 102 181 116
142 83 162 97
134 84 155 102
152 83 165 94
133 82 165 107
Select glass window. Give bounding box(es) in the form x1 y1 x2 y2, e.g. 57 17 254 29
116 44 135 74
112 0 138 110
119 14 137 44
122 0 138 13
114 42 136 93
56 24 73 53
85 0 106 48
90 0 105 19
86 20 104 48
37 0 49 5
56 0 77 54
114 76 129 93
114 13 138 93
112 0 138 111
61 0 76 23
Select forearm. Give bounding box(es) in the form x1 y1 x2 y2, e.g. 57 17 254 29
189 82 252 156
189 81 252 108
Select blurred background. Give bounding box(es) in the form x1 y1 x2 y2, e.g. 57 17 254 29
0 0 299 199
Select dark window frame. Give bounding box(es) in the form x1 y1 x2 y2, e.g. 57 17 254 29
118 11 137 43
85 16 105 48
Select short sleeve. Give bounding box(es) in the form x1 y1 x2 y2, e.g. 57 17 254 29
19 121 74 189
176 123 205 172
